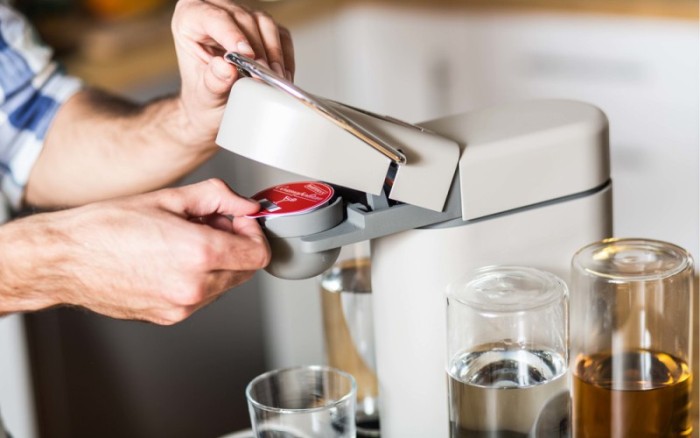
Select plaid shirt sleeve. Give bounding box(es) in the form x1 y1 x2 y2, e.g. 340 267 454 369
0 3 82 210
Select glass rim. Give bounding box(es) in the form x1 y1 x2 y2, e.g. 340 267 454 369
446 265 568 313
572 237 694 282
245 365 357 414
319 257 372 295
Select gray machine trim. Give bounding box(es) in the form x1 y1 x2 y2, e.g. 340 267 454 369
425 179 613 230
296 178 611 254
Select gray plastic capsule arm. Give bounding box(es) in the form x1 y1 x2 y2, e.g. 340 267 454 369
259 179 464 279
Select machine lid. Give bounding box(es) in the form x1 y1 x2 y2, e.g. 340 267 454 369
216 72 461 212
420 99 610 221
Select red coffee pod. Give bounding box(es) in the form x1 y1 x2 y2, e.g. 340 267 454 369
247 181 335 219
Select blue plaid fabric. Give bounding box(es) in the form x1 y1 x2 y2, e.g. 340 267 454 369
0 3 81 209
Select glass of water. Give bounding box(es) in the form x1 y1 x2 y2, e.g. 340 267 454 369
246 365 357 438
446 266 570 437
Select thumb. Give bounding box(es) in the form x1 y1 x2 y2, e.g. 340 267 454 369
157 179 260 218
203 56 240 98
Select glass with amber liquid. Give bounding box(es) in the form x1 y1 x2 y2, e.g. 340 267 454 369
571 238 695 437
321 243 380 437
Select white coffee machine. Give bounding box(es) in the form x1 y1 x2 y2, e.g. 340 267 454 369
217 54 611 437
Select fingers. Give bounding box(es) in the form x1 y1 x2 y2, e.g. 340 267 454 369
230 5 269 65
188 226 269 274
203 213 234 232
209 217 270 270
232 215 267 243
188 212 267 247
156 269 255 325
279 26 295 80
157 178 260 219
204 178 261 217
175 0 256 57
254 11 286 79
205 269 256 300
154 179 271 271
196 0 292 79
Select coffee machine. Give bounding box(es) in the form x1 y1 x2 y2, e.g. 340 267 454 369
217 54 612 437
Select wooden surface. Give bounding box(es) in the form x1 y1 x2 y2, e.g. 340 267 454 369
253 0 699 22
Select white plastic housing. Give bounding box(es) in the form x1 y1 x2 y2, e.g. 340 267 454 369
371 184 612 437
215 84 613 436
422 99 610 221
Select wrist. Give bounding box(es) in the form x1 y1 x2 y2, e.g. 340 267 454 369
170 95 221 153
0 215 65 314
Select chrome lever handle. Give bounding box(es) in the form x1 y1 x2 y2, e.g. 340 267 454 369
224 52 408 165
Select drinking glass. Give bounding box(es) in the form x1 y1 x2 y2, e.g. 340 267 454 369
446 266 570 437
246 365 357 438
320 242 379 437
571 238 694 437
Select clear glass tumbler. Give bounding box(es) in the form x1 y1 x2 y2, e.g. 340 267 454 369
571 238 695 437
320 243 379 437
446 266 570 437
246 365 357 438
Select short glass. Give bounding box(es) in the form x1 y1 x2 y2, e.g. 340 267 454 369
246 365 357 438
571 238 695 437
446 266 570 437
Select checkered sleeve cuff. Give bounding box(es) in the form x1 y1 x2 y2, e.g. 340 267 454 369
0 4 83 210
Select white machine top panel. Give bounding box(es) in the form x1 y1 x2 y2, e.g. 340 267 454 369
421 100 610 221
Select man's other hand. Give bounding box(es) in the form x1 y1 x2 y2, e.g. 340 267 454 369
0 179 271 325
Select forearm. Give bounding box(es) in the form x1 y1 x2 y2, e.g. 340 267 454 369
24 89 218 208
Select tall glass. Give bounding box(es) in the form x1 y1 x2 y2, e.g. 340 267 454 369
571 238 695 437
320 242 379 437
446 266 570 437
246 365 357 438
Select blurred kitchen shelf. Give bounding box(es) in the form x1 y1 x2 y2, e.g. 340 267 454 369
44 7 179 94
42 0 694 95
253 0 698 21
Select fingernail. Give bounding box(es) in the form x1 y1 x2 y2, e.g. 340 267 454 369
237 41 254 56
286 70 293 81
271 62 284 78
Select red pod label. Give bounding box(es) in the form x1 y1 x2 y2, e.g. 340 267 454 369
247 181 335 219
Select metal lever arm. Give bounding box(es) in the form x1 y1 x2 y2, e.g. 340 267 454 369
224 52 407 165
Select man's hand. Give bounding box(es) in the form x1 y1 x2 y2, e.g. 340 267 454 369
172 0 295 148
26 1 295 209
1 179 271 325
